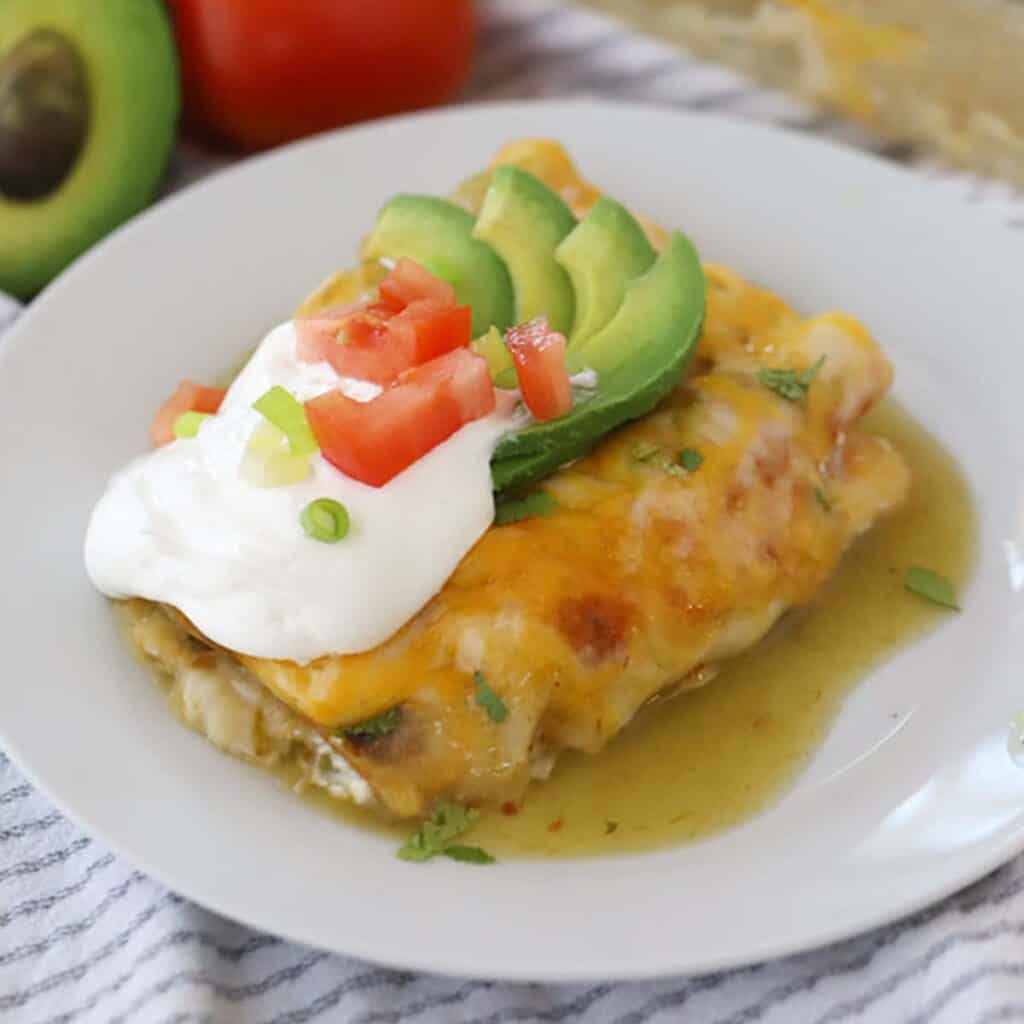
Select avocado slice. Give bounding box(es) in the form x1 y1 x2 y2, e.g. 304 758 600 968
491 436 597 496
0 0 179 299
472 166 577 336
490 231 706 491
450 169 492 216
362 195 515 338
555 197 656 349
567 231 704 380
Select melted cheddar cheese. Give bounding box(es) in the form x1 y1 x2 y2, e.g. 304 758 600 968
199 141 909 817
141 140 909 819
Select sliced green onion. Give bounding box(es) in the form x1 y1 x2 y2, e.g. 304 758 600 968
253 385 319 456
301 498 350 543
172 411 209 439
242 421 310 488
471 325 514 382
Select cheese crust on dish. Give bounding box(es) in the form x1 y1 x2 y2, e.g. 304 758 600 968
123 141 909 819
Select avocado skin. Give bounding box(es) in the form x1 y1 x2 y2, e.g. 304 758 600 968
556 197 656 349
490 231 706 491
363 195 515 337
0 0 179 298
473 166 577 336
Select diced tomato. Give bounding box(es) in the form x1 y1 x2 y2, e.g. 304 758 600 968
325 308 413 384
306 348 495 487
402 345 495 421
396 301 472 364
295 261 471 385
505 317 573 422
294 302 363 363
494 388 519 418
378 258 456 312
307 384 457 488
151 380 227 446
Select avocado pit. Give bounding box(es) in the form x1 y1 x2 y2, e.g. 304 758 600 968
0 28 89 201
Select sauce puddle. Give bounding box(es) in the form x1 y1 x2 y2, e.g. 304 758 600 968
307 398 977 858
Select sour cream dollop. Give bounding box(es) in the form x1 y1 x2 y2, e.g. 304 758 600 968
85 322 517 663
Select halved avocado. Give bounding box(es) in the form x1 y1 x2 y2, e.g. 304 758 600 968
490 231 706 491
362 195 514 337
0 0 179 299
555 197 656 349
472 166 577 336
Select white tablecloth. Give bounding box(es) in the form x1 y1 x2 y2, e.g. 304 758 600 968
3 2 1024 1021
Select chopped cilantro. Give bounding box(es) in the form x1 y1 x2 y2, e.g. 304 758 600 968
397 801 480 862
631 443 687 478
678 448 704 473
758 356 826 402
441 844 496 865
631 442 662 463
473 671 508 723
494 491 557 525
814 487 832 512
904 567 959 610
338 706 401 741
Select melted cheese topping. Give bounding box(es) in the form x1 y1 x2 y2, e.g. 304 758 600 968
239 266 906 816
111 139 912 818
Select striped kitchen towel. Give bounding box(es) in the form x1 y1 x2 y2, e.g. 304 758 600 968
2 1 1023 1021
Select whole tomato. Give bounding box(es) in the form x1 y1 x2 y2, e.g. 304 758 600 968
169 0 478 150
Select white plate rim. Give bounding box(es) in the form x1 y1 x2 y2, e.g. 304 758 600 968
1 98 1023 982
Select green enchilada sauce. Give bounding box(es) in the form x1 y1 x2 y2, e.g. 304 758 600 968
309 399 976 859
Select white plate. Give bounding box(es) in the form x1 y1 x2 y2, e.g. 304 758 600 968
1 101 1023 983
